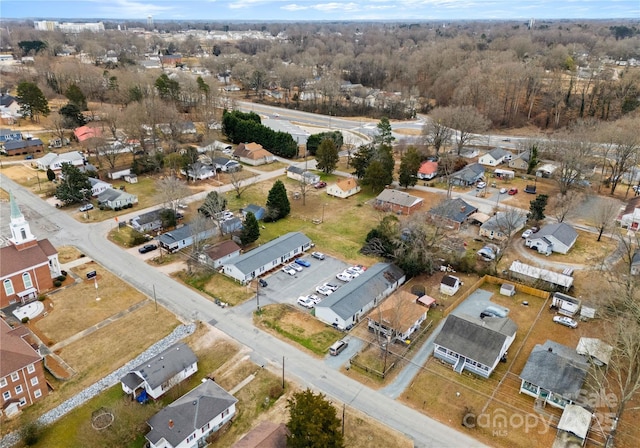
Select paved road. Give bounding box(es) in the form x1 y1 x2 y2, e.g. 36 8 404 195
0 173 485 448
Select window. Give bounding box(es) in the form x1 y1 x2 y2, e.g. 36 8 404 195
22 272 33 289
15 385 23 394
3 391 10 401
187 434 195 443
201 422 210 433
3 279 14 296
10 372 19 382
19 397 26 406
27 364 35 374
34 389 41 398
0 378 6 387
30 377 39 386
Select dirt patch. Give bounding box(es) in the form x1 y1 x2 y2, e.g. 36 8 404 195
57 246 84 264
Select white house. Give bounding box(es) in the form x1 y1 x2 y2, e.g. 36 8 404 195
96 189 138 209
158 224 217 253
88 177 112 196
525 222 578 255
233 142 275 166
199 240 242 269
145 379 237 448
551 292 582 317
417 161 438 180
536 163 558 178
314 263 405 331
181 162 216 181
222 232 312 284
434 314 517 378
366 290 426 343
36 151 86 171
120 343 198 401
440 275 463 296
286 166 320 184
131 209 168 233
327 177 361 199
478 147 511 166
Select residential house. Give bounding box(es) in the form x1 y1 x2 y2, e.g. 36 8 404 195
479 212 526 241
222 232 312 284
233 421 288 448
96 189 138 210
73 125 102 142
0 128 22 142
509 150 530 171
233 142 275 166
120 342 197 401
0 95 21 122
417 161 438 180
315 263 405 331
182 162 216 181
36 151 86 172
509 260 574 291
433 314 517 378
519 340 589 409
551 292 582 317
220 217 243 235
159 53 182 66
427 198 478 231
199 240 242 269
0 319 48 417
106 167 132 180
478 147 511 166
631 249 640 275
326 178 361 199
536 163 558 178
556 405 592 447
88 177 112 196
576 338 613 367
450 163 485 186
373 189 424 215
525 222 578 255
158 224 217 253
1 194 61 308
617 196 640 231
145 379 237 448
2 139 44 156
131 209 168 233
242 204 266 221
286 166 320 185
440 275 463 296
493 168 515 180
212 157 242 173
366 290 427 343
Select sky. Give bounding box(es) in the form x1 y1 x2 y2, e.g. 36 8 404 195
0 0 638 22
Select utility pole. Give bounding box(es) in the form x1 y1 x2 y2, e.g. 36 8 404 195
153 284 157 312
342 403 346 436
282 356 285 389
256 279 260 312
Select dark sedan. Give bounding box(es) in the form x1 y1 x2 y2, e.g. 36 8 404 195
138 244 158 254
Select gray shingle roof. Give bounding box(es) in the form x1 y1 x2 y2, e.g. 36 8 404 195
159 225 194 244
452 163 485 182
224 232 311 275
315 263 404 319
287 166 305 175
434 314 517 367
375 189 423 208
122 342 197 390
4 139 43 150
530 223 578 247
146 379 237 447
480 211 526 232
632 249 640 266
428 198 478 223
520 340 589 399
135 209 167 225
486 147 510 160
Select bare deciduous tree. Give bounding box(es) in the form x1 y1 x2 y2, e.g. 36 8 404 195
430 106 490 155
229 170 254 199
422 117 452 158
590 199 622 242
548 190 585 223
156 176 190 214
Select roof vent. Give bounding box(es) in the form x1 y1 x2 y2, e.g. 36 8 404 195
548 347 553 352
160 356 164 360
168 419 174 429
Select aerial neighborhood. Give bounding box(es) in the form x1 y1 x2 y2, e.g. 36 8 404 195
0 11 639 448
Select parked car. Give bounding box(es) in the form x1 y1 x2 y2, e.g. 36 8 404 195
311 251 325 260
499 187 508 194
326 283 339 291
258 278 268 287
350 265 366 274
288 263 303 272
633 185 640 193
524 184 537 194
521 229 533 239
138 244 158 254
336 272 353 282
307 294 322 305
79 203 94 212
480 305 509 319
508 187 518 195
345 267 361 277
316 285 334 296
314 181 327 189
297 296 315 308
281 265 297 276
553 316 578 329
476 181 487 189
329 340 348 356
295 258 311 267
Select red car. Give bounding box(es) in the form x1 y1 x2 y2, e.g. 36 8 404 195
314 181 327 189
508 187 518 195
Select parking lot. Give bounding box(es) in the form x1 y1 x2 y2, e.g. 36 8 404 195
258 253 351 309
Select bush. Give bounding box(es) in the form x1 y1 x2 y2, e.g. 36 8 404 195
21 317 29 324
38 295 46 301
57 275 66 282
20 420 42 446
127 203 133 208
53 280 62 287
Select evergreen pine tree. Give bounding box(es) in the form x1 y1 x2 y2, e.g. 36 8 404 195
240 212 260 245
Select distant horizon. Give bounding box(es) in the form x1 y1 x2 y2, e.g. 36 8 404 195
1 1 638 22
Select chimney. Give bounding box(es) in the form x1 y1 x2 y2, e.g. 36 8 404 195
168 419 174 429
548 347 553 353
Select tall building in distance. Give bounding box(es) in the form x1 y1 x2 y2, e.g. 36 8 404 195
147 15 154 30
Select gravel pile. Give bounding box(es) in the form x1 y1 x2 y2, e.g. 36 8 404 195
0 323 195 448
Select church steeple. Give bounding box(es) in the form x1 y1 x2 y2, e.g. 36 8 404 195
8 192 36 249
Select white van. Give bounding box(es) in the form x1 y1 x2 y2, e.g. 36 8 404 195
329 340 348 356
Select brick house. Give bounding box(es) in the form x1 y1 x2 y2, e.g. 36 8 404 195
373 189 423 215
1 319 48 418
1 194 61 309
